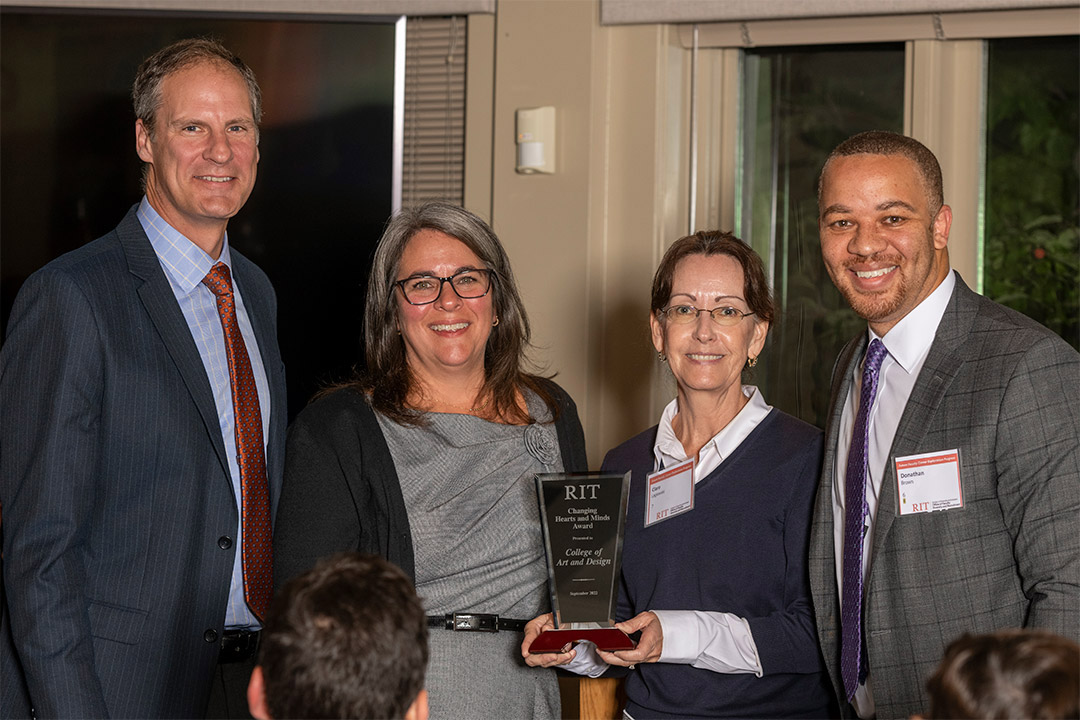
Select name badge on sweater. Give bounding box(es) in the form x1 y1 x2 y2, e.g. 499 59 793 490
644 458 694 527
895 449 964 515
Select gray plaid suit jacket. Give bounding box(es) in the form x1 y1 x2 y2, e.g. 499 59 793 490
808 272 1080 720
0 206 287 719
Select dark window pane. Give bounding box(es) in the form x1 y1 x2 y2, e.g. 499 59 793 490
740 44 905 427
984 36 1079 350
0 10 396 417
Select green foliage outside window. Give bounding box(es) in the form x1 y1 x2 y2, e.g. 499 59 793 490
984 36 1079 350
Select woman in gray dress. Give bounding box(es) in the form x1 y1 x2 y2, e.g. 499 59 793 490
274 201 587 719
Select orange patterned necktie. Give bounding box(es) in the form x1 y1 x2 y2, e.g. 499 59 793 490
202 262 272 622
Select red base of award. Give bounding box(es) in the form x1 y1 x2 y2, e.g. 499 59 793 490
528 627 635 654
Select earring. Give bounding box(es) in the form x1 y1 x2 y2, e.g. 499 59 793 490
492 316 500 327
657 351 667 363
746 355 758 369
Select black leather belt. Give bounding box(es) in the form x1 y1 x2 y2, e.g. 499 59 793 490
219 628 261 663
427 613 527 633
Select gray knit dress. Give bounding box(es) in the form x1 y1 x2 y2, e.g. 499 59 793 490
376 392 563 719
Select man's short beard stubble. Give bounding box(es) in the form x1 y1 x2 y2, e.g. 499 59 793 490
834 252 910 324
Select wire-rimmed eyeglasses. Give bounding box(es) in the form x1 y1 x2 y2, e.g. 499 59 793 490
395 268 495 305
659 304 755 326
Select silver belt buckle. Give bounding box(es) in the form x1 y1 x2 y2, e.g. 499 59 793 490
451 612 498 632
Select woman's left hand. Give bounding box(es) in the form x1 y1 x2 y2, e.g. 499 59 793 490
596 611 663 667
521 613 577 667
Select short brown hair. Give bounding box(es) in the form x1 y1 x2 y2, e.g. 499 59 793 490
818 130 944 214
132 37 262 141
259 553 429 720
926 629 1080 720
651 230 775 326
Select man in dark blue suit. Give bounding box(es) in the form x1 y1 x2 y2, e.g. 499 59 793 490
1 38 286 719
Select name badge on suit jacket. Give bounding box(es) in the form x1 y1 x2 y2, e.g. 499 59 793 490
895 449 964 515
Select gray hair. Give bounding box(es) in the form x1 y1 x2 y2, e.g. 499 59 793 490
364 201 546 425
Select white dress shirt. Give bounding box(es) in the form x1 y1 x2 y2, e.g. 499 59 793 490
831 271 955 717
565 386 772 678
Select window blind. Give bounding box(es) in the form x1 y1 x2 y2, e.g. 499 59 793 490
402 15 466 208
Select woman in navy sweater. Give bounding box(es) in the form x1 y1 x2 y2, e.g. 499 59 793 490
524 231 835 718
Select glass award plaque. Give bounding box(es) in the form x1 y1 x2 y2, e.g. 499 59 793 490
528 471 634 653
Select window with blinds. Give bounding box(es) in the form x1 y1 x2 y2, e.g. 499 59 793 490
402 15 466 208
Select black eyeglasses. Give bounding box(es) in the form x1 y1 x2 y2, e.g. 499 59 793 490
395 268 494 305
660 304 755 326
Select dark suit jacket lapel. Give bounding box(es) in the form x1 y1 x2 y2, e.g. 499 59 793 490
818 333 866 561
117 207 231 479
869 272 973 563
811 330 865 704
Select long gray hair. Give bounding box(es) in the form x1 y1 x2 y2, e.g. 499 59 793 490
362 201 554 425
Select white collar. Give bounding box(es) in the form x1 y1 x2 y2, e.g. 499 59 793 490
653 385 772 480
869 270 955 374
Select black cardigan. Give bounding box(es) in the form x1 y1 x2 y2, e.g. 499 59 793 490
273 379 588 589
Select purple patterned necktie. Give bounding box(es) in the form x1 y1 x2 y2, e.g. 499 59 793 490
841 337 888 701
202 262 273 622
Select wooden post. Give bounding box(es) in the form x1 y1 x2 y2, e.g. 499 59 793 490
578 677 624 720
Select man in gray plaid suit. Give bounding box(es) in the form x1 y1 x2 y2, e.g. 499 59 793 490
809 130 1079 720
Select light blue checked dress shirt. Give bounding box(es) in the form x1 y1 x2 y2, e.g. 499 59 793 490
138 197 271 630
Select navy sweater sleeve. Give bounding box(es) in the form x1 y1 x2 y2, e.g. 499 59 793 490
744 430 826 675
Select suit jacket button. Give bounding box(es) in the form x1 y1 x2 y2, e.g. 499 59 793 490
204 629 218 643
218 536 233 549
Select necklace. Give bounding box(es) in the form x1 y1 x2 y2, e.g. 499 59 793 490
467 395 491 413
